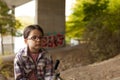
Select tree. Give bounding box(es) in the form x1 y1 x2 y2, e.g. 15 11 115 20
0 0 22 55
66 0 85 42
66 0 109 40
66 0 120 62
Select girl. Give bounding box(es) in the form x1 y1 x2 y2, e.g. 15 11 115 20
14 24 54 80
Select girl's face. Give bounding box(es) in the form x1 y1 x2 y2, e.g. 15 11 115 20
24 29 43 53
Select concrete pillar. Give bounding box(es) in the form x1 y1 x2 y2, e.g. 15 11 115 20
35 0 65 49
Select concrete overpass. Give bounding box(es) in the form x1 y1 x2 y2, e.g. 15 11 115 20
3 0 32 8
3 0 65 49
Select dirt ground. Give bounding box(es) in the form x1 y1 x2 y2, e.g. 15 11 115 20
61 54 120 80
0 44 120 80
49 44 120 80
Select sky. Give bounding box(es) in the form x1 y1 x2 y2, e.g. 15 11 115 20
15 0 76 17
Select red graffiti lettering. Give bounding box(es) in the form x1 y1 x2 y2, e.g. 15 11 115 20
42 33 65 48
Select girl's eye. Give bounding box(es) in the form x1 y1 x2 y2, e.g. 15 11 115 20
31 36 37 40
28 36 43 41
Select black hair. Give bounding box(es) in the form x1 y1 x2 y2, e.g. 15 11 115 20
23 24 44 39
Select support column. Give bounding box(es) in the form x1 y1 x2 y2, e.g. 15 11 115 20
35 0 65 49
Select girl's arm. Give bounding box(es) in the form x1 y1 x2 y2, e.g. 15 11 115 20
14 55 27 80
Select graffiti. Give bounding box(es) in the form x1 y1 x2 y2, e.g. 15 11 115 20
42 32 65 48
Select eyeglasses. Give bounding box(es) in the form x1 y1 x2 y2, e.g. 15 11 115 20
27 36 43 41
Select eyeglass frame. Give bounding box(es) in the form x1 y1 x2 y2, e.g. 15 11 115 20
27 35 44 41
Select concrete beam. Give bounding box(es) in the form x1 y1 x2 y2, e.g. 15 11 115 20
35 0 65 33
3 0 32 8
35 0 65 48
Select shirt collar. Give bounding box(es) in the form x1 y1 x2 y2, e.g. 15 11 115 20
22 47 46 58
22 47 28 57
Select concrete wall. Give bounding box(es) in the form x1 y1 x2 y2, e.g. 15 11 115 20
35 0 65 48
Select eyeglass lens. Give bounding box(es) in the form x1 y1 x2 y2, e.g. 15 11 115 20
28 36 43 40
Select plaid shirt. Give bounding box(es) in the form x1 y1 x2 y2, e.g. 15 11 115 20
14 47 54 80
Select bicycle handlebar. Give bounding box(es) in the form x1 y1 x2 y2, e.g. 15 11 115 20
54 60 60 70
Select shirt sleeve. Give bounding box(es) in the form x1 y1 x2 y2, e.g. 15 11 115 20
14 54 27 80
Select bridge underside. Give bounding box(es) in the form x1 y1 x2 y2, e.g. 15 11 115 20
3 0 32 8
